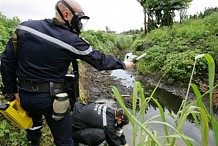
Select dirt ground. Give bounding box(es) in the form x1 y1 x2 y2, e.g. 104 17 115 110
79 63 132 105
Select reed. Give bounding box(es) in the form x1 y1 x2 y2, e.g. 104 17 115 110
112 54 218 146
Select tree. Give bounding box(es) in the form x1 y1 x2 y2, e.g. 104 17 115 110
136 0 192 34
105 26 110 33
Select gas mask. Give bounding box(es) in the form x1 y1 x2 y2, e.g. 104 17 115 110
55 0 90 34
117 120 129 128
116 109 129 128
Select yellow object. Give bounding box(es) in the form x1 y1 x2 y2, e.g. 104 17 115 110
0 99 33 129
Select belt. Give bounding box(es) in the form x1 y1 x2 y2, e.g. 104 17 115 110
18 80 62 91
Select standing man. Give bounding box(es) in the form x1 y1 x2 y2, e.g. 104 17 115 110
71 102 130 146
0 0 134 146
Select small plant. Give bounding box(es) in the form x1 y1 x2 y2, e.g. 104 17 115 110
0 119 28 146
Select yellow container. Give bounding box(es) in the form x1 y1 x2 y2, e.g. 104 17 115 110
0 99 33 129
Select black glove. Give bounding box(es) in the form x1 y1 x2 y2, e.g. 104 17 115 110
5 93 16 102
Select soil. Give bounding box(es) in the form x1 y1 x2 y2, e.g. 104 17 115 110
80 63 132 105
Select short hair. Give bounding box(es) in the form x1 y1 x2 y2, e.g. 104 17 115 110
116 109 129 124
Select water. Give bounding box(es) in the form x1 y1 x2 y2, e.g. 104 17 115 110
110 69 135 88
107 69 215 146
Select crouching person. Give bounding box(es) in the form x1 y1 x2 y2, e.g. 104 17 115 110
71 102 129 146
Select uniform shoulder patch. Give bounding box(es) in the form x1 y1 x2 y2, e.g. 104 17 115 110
80 37 90 45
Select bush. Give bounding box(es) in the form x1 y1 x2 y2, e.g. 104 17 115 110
81 30 133 54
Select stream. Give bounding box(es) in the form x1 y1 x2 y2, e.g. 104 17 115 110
95 69 215 146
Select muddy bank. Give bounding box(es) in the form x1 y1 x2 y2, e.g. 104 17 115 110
80 63 195 106
80 63 132 105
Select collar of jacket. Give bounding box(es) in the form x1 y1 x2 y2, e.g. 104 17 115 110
46 18 80 35
45 18 70 30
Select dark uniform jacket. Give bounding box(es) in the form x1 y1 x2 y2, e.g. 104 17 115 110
72 102 127 146
1 18 126 95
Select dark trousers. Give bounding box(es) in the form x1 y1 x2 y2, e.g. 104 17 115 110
19 89 74 146
72 128 105 146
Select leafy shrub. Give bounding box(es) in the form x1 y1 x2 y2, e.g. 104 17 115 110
0 119 28 146
115 35 133 51
0 14 20 55
81 30 133 54
82 30 133 54
137 46 167 74
161 50 206 84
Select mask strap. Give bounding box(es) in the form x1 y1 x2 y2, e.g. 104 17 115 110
60 0 76 15
120 109 124 120
55 1 70 27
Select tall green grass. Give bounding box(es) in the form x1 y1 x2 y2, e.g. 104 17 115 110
112 54 218 146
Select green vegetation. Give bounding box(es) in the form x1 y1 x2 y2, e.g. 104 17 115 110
0 7 218 146
112 54 218 146
132 9 218 86
81 30 133 54
0 13 20 55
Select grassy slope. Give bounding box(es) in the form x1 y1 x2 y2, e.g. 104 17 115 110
133 11 218 86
